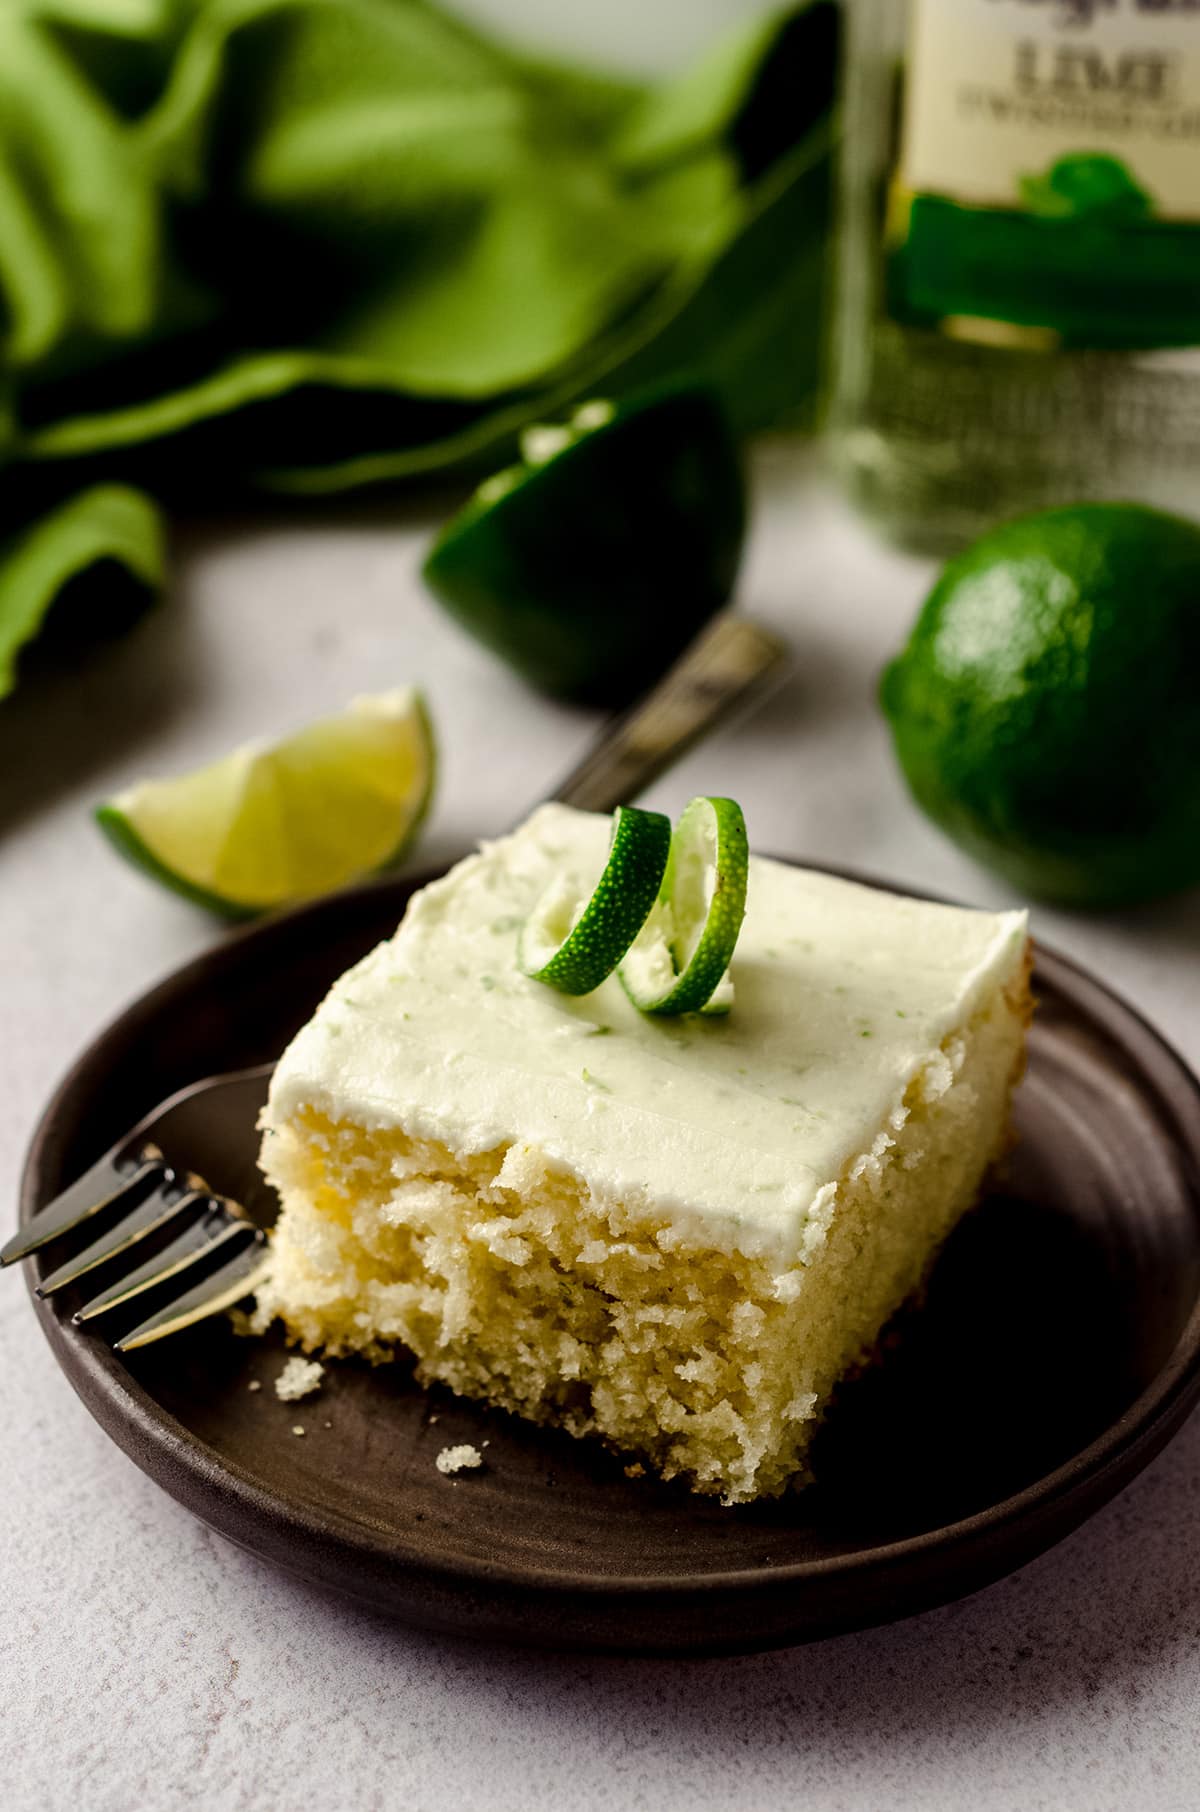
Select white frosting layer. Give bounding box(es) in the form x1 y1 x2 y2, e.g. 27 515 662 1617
265 805 1028 1262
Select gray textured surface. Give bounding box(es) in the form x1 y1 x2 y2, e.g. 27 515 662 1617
3 453 1198 1812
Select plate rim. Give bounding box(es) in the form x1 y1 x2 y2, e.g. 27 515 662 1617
18 862 1200 1622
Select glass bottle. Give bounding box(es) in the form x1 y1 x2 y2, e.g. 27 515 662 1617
830 0 1200 552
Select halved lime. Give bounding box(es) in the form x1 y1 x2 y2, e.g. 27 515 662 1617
421 384 746 705
96 688 435 918
619 796 748 1016
519 805 672 996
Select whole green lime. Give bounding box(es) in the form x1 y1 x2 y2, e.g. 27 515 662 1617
881 504 1200 908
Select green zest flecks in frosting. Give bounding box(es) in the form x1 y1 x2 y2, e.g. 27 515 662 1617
266 805 1029 1265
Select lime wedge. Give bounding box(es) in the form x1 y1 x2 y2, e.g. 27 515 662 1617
96 688 435 918
619 796 748 1016
519 805 672 997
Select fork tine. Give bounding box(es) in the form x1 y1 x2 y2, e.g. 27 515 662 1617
116 1238 272 1352
1 1146 168 1268
72 1205 253 1323
35 1179 211 1297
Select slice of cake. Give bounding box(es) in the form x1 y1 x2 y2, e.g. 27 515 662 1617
254 804 1031 1503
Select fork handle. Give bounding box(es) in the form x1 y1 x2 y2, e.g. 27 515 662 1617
545 612 789 817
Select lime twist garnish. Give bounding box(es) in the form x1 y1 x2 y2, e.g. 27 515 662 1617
619 797 748 1017
96 688 435 918
520 796 748 1017
519 805 672 997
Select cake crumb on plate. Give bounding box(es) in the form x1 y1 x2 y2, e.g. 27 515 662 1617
275 1356 324 1402
435 1444 483 1476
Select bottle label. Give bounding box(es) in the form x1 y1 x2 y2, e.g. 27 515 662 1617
892 0 1200 348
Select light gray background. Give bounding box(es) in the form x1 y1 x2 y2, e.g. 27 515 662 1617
2 451 1198 1812
3 5 1199 1801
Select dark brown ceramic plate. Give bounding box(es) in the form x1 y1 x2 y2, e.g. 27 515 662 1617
18 865 1200 1656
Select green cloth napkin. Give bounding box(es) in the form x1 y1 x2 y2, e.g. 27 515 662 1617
0 0 837 697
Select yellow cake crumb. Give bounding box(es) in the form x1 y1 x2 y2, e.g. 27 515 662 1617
275 1355 325 1402
435 1444 483 1476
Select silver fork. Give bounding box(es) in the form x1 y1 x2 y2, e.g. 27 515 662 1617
2 1066 275 1350
5 612 788 1349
